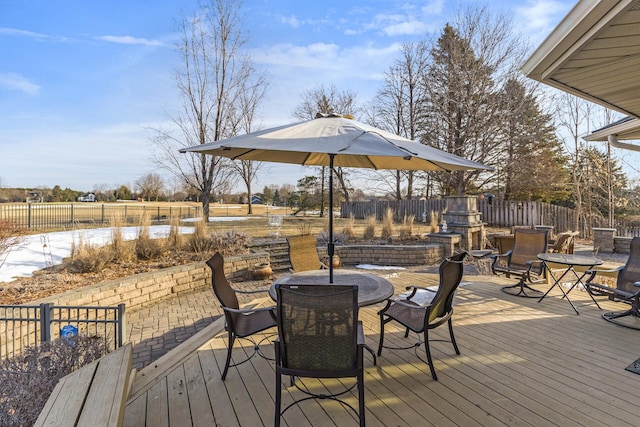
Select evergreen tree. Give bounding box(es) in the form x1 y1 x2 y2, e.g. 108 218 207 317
499 78 569 202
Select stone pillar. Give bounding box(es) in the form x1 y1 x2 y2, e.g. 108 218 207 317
593 228 615 253
427 233 462 257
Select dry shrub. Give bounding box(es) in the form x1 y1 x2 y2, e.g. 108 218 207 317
0 335 107 426
187 219 212 253
135 213 164 260
110 213 134 263
67 236 113 273
363 215 376 240
429 211 439 233
0 219 25 269
210 230 252 255
166 215 184 250
381 207 394 240
399 214 415 239
297 222 312 236
341 214 355 239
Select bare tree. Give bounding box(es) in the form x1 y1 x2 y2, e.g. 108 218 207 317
368 42 429 200
422 6 526 195
227 69 269 214
556 93 590 231
152 0 261 220
135 173 165 202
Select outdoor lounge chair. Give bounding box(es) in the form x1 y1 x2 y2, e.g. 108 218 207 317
206 252 277 380
491 228 548 298
287 235 328 272
274 284 365 427
377 251 467 381
585 237 640 330
547 231 579 254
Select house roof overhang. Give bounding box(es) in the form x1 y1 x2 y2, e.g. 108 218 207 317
522 0 640 118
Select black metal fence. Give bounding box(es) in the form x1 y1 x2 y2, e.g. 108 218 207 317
0 203 202 231
0 303 125 360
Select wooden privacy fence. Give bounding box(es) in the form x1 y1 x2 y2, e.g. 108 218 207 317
340 198 621 238
0 203 202 231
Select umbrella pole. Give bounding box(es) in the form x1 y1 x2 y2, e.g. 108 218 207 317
329 154 335 283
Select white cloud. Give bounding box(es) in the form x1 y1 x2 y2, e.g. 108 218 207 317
276 14 301 28
515 0 568 33
382 20 431 36
96 35 163 47
422 0 444 15
0 27 69 42
0 72 40 95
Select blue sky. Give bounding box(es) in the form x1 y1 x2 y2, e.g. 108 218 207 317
0 0 579 193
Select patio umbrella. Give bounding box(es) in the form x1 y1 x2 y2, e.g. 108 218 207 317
181 113 492 282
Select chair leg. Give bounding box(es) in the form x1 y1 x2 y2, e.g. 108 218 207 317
221 331 235 381
602 306 640 330
423 329 438 381
358 368 365 427
448 318 460 355
377 316 385 356
501 277 543 298
275 368 282 427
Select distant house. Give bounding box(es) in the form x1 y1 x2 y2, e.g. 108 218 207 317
251 195 262 204
77 193 96 202
26 192 42 203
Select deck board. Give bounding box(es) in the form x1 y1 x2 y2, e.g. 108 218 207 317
125 271 640 426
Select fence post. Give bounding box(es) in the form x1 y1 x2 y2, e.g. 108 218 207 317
117 303 126 348
40 303 52 343
27 203 32 229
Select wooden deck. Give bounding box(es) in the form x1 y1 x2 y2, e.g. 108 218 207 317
123 270 640 426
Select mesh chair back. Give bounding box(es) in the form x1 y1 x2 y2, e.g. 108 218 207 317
206 252 240 311
550 231 578 254
510 229 548 271
617 237 640 293
276 284 358 373
428 252 466 323
287 235 322 272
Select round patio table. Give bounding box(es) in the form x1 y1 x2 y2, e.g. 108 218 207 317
269 269 395 307
537 253 603 314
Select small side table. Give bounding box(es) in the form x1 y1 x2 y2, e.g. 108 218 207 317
537 253 603 314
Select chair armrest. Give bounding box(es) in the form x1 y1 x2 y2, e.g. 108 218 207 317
585 265 624 283
223 305 275 315
405 285 436 292
400 285 436 301
387 298 427 310
356 321 365 346
489 249 512 259
233 288 271 294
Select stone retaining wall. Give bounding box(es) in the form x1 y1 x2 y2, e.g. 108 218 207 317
26 252 270 311
24 244 444 312
318 244 443 266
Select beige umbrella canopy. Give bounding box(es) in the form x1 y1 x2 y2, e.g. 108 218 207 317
181 113 492 281
182 113 491 171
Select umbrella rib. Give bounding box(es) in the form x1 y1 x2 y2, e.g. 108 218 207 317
355 131 418 157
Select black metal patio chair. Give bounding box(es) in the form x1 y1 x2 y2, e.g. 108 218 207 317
206 252 276 380
491 228 548 297
585 237 640 330
377 251 467 381
274 284 365 427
